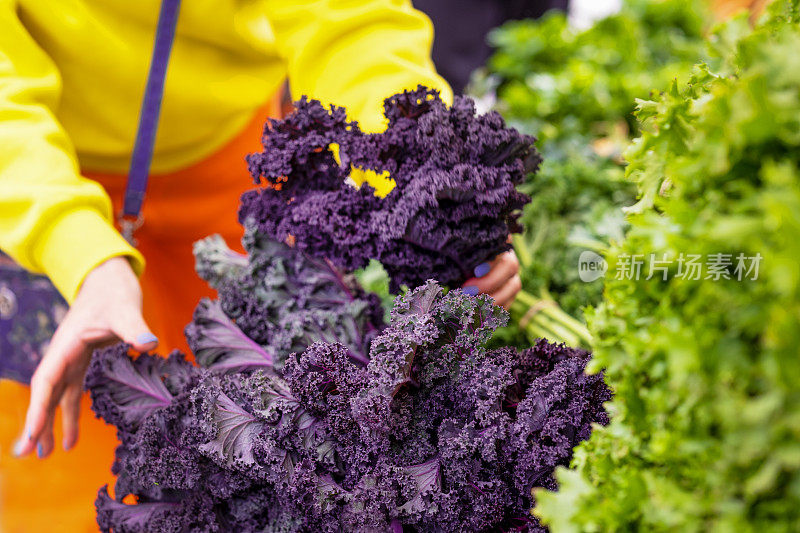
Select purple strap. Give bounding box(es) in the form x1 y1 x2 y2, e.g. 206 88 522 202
122 0 181 221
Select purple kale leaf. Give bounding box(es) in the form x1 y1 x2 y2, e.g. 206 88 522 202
95 487 180 532
186 298 275 374
85 344 187 433
196 385 265 469
505 340 612 494
95 486 219 533
246 95 355 194
398 457 441 515
192 232 384 371
191 234 249 291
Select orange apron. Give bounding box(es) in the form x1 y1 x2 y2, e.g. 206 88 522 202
0 94 281 532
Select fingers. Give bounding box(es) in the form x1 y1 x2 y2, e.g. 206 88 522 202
13 256 153 459
109 309 158 352
60 382 83 451
14 354 69 457
490 274 522 310
15 308 153 458
37 410 57 459
463 251 520 295
13 318 87 457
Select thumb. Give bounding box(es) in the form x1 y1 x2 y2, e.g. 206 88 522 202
110 309 159 352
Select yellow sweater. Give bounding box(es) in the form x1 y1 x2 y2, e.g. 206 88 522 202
0 0 451 302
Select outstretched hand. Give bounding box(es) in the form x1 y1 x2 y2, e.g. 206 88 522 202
462 249 522 309
13 256 157 459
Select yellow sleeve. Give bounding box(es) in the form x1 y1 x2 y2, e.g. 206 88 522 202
0 2 143 303
265 0 454 134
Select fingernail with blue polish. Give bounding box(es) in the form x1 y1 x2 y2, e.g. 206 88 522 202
463 285 479 296
474 262 491 278
13 439 25 457
37 443 44 458
136 333 159 346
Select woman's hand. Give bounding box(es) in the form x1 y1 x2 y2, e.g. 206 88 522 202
13 256 157 459
462 249 522 309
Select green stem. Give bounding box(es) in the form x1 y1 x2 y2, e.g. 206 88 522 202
510 300 560 342
512 234 532 269
514 290 592 347
534 313 580 347
538 288 593 343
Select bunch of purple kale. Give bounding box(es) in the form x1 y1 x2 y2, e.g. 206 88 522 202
241 86 540 291
85 88 609 532
88 280 609 532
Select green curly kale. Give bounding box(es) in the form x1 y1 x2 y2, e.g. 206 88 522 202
476 0 711 348
535 5 800 530
485 0 710 145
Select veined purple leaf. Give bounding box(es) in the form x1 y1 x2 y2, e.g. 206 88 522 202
199 391 264 468
96 486 178 531
296 409 336 465
186 298 274 374
85 345 173 431
405 282 443 317
251 373 302 429
399 457 441 514
260 375 297 407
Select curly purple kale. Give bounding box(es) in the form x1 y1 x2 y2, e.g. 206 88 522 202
241 86 539 292
188 233 385 372
87 283 608 532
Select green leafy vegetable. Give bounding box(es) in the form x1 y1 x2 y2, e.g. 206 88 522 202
475 0 712 348
535 5 800 530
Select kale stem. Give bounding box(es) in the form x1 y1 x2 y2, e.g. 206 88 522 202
321 257 378 334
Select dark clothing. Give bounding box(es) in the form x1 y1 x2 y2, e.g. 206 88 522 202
414 0 568 93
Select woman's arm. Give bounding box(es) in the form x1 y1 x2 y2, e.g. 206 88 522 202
0 1 144 302
0 2 153 457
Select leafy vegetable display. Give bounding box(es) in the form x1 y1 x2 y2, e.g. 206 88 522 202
241 86 539 292
87 281 609 532
535 5 800 530
473 0 711 346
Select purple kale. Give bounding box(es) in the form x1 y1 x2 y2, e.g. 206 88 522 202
282 342 366 416
85 86 598 532
191 231 384 371
85 345 192 433
398 458 441 515
87 282 608 532
246 95 354 194
191 235 249 291
197 387 265 469
505 341 612 495
186 298 275 374
95 487 220 533
240 86 539 291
